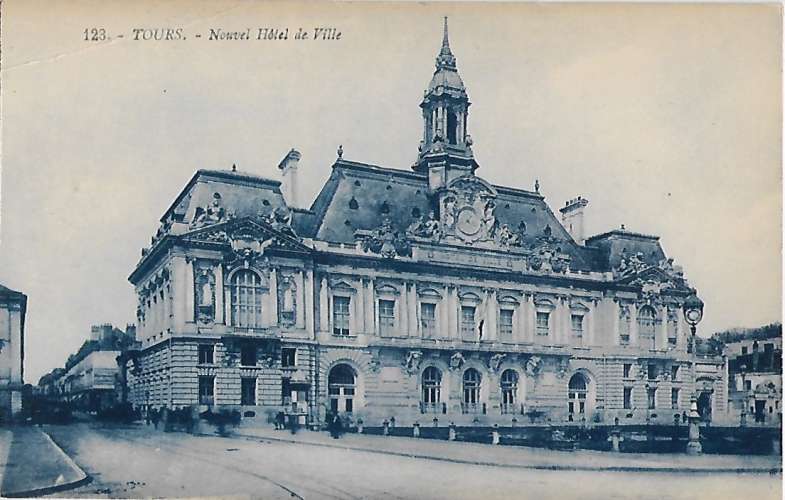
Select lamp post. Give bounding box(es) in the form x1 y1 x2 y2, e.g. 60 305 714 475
739 363 747 427
682 291 704 455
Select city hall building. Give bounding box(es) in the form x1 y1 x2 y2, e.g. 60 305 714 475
127 22 727 427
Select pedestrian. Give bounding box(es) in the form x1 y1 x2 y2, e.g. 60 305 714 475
275 411 285 430
145 407 151 426
150 407 160 430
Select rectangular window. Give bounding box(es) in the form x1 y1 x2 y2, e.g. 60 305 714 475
536 311 550 336
198 344 214 365
240 344 257 367
499 309 514 339
571 314 584 338
647 388 657 410
379 299 396 336
741 346 748 355
623 387 633 410
647 364 658 380
745 380 752 391
281 348 296 368
460 306 476 339
671 365 679 381
623 363 632 378
421 303 437 338
671 388 679 410
198 376 214 406
333 296 351 336
241 378 256 405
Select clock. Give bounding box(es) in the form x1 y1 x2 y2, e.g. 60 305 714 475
685 308 702 324
456 207 482 236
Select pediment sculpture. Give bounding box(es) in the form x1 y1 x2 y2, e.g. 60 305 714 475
265 206 297 237
191 192 229 229
524 356 542 377
449 352 465 371
402 350 423 375
488 353 506 373
438 176 499 245
355 217 412 258
527 231 571 273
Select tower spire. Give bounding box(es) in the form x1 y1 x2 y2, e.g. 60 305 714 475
436 16 456 69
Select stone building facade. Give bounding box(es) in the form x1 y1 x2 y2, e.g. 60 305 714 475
0 284 26 421
127 21 727 427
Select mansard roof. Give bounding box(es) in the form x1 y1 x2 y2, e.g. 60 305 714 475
306 158 598 271
585 228 666 272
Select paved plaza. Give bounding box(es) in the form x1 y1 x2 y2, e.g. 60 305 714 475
24 422 781 500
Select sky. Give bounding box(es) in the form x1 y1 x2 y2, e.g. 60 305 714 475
2 1 781 384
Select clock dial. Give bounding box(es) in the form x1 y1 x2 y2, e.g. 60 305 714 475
457 207 481 236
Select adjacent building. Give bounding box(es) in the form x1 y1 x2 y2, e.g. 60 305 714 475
127 21 728 427
0 284 26 421
38 324 136 412
724 326 782 426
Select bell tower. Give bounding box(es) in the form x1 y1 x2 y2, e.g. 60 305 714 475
413 18 478 191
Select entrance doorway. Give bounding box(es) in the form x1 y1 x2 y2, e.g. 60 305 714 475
697 391 712 422
328 364 356 413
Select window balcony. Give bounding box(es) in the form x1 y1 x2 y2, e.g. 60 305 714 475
420 402 445 414
500 403 523 415
461 402 486 415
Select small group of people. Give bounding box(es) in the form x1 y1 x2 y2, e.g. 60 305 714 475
326 410 345 439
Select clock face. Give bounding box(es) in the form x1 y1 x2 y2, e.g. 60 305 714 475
686 309 702 324
456 207 482 236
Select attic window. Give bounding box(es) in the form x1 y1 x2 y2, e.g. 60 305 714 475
504 203 510 209
354 180 361 187
518 222 527 233
411 207 421 218
349 197 359 210
262 200 271 206
416 190 421 195
386 185 393 191
344 220 352 227
380 201 390 214
531 207 536 213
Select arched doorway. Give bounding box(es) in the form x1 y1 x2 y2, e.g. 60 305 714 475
697 391 712 422
328 364 356 414
568 373 591 420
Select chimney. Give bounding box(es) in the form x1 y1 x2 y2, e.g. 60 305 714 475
559 196 589 244
90 325 101 341
278 148 302 208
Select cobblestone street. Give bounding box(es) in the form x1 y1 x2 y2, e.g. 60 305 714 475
44 422 782 500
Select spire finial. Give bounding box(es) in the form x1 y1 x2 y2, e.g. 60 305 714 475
442 16 449 51
435 17 456 69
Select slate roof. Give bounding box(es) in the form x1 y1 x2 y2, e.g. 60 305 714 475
306 159 598 271
584 229 666 272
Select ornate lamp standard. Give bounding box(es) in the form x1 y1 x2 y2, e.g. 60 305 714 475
682 291 704 455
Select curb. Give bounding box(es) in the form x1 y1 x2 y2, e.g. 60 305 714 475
1 430 92 498
236 432 783 475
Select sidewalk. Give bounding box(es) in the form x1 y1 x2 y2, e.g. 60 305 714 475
0 426 89 497
235 425 783 474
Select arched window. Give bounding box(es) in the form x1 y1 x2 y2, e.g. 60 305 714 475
637 306 657 349
447 111 458 144
500 369 519 414
231 270 264 328
421 367 442 413
462 368 481 413
568 373 588 419
328 364 356 413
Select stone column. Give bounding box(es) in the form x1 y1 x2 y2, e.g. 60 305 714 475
408 282 418 338
630 304 639 346
658 308 668 350
612 300 621 345
267 269 278 328
304 270 315 336
447 286 458 339
485 290 497 342
399 283 409 338
319 275 329 333
185 258 195 324
524 294 535 343
295 271 305 329
439 288 449 339
214 264 224 324
365 279 375 335
173 257 187 331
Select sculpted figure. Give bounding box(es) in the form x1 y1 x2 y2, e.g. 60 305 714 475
192 193 226 228
442 196 457 227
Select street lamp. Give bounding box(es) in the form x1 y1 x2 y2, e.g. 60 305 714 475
682 291 704 455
